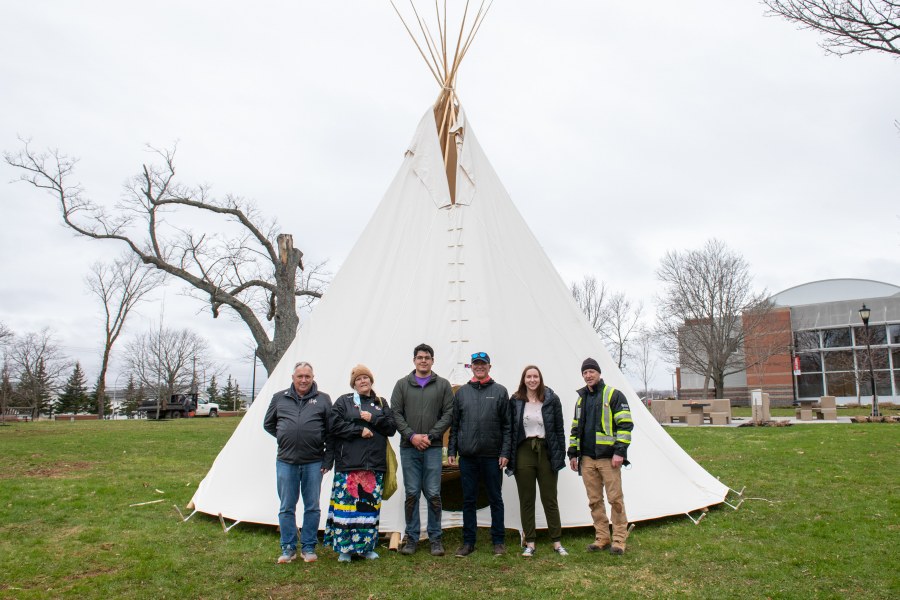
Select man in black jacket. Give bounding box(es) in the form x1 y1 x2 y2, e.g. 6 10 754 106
448 351 512 557
568 358 633 555
263 361 332 564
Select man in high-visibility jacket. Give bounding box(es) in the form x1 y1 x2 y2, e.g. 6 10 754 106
568 357 633 555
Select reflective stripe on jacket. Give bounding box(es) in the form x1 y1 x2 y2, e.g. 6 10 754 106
567 381 633 461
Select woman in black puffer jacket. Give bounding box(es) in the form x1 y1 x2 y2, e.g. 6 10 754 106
324 364 396 563
505 365 568 557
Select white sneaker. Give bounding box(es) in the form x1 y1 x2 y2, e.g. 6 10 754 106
277 548 297 563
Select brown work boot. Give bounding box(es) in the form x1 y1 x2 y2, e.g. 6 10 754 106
610 543 626 555
587 541 611 552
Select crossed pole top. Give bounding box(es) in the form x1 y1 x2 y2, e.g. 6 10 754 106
390 0 493 203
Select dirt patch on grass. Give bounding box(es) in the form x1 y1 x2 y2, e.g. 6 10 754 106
61 565 120 582
18 461 94 479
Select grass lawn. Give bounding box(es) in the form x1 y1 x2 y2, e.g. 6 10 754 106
1 419 898 599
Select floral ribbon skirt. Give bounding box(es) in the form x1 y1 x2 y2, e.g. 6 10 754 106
324 470 384 555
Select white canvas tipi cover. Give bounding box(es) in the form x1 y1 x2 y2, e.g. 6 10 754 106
190 107 729 534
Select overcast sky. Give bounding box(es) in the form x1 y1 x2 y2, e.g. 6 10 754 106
2 1 898 394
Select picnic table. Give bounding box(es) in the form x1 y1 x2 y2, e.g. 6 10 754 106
796 399 817 421
682 402 710 426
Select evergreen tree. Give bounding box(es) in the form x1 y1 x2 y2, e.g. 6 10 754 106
121 375 142 417
57 362 90 414
206 375 220 405
88 379 112 417
222 375 236 412
19 358 54 418
0 364 14 423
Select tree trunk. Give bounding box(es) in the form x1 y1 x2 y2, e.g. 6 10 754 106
258 234 303 375
713 372 726 399
96 346 111 419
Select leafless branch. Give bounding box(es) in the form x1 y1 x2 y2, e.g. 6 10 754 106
763 1 900 56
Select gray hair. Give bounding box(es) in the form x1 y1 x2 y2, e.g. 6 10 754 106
293 361 314 374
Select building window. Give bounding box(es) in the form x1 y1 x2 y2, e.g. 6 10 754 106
797 374 824 398
822 327 851 348
858 371 893 397
823 350 854 372
825 372 856 397
793 330 820 351
797 352 822 372
856 348 889 370
853 325 886 346
887 324 900 345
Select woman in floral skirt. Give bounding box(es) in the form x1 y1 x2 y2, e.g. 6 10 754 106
325 364 396 562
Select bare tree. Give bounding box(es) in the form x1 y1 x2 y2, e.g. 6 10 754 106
602 292 644 370
8 329 70 417
0 363 14 424
631 329 658 398
86 253 161 418
571 278 644 368
0 324 12 422
124 327 216 402
571 276 610 334
656 239 772 399
5 143 328 375
763 1 900 56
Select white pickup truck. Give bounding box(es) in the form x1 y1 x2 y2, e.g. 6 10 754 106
194 397 220 417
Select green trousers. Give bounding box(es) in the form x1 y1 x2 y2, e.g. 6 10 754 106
514 437 561 543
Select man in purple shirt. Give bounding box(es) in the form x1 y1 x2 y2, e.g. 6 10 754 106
390 343 455 556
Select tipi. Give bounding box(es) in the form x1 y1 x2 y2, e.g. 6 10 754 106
190 1 729 536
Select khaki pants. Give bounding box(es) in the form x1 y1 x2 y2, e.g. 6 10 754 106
580 456 628 545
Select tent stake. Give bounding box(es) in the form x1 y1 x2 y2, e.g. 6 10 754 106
723 485 746 510
723 497 745 511
686 510 708 525
174 505 197 522
217 513 241 533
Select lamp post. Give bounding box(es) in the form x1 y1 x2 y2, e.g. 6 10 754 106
858 305 880 417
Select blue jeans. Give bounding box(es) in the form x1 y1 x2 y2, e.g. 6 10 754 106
276 459 323 553
400 445 444 541
459 456 504 546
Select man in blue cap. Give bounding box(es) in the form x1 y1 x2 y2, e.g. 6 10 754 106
448 351 512 557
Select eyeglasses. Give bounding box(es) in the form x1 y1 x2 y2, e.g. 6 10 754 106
471 352 488 360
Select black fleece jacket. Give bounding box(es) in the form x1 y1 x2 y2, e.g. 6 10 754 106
263 382 333 466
